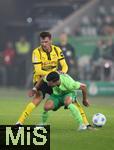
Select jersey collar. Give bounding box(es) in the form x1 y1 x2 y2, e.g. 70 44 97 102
40 45 52 53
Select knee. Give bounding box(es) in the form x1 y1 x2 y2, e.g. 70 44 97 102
44 101 54 111
64 97 72 107
32 96 42 106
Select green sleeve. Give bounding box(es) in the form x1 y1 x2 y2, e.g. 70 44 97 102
64 75 81 90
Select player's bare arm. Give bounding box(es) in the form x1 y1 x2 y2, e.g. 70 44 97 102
28 77 44 97
80 83 90 107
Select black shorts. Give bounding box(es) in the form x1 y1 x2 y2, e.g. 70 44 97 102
34 80 53 98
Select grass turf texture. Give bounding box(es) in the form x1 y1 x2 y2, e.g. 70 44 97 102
0 88 114 150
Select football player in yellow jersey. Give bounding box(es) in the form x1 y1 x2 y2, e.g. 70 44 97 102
16 32 90 129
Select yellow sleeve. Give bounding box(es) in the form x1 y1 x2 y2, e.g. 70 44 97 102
59 59 68 73
55 46 68 73
32 49 50 76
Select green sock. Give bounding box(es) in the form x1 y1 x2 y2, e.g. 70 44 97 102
68 103 83 125
41 111 48 124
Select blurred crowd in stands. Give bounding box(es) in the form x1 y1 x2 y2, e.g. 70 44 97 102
78 37 114 81
75 2 114 36
0 0 114 88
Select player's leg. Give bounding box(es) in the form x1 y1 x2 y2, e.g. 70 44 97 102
74 100 89 126
64 92 88 126
63 93 87 130
64 97 82 125
17 92 42 125
74 100 96 130
41 95 60 124
41 100 54 124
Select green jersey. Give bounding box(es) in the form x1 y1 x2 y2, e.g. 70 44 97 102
45 74 81 95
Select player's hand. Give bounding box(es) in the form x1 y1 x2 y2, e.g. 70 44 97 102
28 90 36 97
82 99 90 107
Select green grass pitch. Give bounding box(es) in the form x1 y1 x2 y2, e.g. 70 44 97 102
0 88 114 150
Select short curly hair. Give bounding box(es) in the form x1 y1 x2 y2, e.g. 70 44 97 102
40 31 51 39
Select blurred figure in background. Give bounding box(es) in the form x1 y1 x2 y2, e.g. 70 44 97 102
78 55 91 80
56 32 77 79
91 39 113 81
91 40 104 80
106 38 114 80
107 37 114 61
15 36 31 55
15 36 31 87
2 41 16 86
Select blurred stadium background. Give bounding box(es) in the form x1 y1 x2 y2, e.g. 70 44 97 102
0 0 114 96
0 0 114 150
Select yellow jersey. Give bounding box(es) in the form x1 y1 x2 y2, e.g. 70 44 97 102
32 45 68 83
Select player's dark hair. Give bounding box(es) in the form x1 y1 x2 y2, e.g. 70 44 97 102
40 31 51 39
46 71 60 82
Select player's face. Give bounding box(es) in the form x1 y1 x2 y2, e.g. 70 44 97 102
40 37 52 51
